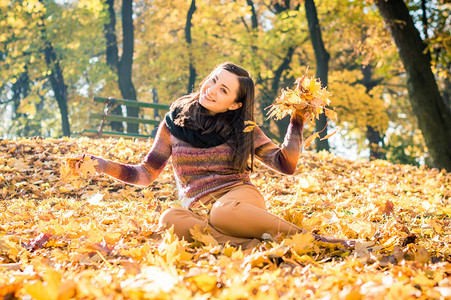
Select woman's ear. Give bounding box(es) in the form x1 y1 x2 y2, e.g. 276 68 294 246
228 102 243 111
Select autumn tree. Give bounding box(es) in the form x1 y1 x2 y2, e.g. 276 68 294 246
319 0 395 161
0 0 110 138
185 0 197 93
42 37 70 137
103 0 123 132
0 1 71 136
248 1 307 142
304 0 330 151
102 0 139 134
376 0 451 171
2 0 447 168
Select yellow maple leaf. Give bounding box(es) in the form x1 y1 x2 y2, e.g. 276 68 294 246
283 232 315 255
60 158 80 182
189 225 218 247
79 156 99 177
24 268 61 300
325 108 337 121
189 273 218 293
243 120 257 132
60 156 98 183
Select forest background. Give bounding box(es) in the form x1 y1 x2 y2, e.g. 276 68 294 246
1 0 450 170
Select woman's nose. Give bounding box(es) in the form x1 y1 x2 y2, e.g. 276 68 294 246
208 85 218 95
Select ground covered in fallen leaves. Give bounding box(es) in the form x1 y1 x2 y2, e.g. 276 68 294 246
1 137 450 299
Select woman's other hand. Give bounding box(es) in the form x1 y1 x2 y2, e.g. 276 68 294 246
74 154 106 175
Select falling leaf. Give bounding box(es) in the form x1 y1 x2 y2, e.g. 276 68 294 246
320 128 339 141
243 121 257 132
303 132 320 148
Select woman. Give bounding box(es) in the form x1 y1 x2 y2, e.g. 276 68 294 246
78 62 354 249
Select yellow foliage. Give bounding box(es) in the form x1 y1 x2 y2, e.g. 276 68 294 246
329 70 389 133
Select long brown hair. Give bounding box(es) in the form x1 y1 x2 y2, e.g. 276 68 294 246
171 62 255 173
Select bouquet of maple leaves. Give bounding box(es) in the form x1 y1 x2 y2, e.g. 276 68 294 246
265 71 338 148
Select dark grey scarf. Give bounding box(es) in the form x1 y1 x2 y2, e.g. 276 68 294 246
164 110 226 148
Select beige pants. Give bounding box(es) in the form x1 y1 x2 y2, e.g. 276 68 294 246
158 183 303 249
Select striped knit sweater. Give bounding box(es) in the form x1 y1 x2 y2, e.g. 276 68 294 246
121 118 303 208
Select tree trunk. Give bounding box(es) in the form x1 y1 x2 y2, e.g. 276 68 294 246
105 0 119 69
421 0 428 39
104 0 123 132
258 46 295 144
444 77 451 110
246 0 258 29
305 0 329 152
362 64 386 160
367 125 386 160
44 41 71 137
185 0 196 94
256 2 298 143
273 46 295 139
119 0 138 134
244 0 261 89
376 0 451 171
37 0 70 137
12 71 31 136
12 71 30 118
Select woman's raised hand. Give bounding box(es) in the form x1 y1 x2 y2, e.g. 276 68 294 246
291 108 311 125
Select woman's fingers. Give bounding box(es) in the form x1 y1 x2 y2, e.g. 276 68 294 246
292 108 311 124
73 154 91 174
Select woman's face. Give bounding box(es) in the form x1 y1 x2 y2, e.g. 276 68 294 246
199 69 242 115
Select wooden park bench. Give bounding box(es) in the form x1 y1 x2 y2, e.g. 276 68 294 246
74 96 170 139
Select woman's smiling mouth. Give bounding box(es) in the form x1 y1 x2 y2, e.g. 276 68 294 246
202 92 215 102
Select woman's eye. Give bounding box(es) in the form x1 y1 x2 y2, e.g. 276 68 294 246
212 78 216 83
221 88 227 94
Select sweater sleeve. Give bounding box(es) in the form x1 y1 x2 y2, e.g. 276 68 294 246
140 121 172 182
101 121 172 186
254 117 303 175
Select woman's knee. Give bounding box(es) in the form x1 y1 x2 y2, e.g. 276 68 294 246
158 207 207 242
158 207 187 229
209 199 244 227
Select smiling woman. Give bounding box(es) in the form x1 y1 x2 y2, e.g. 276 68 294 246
75 62 355 250
198 69 242 115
